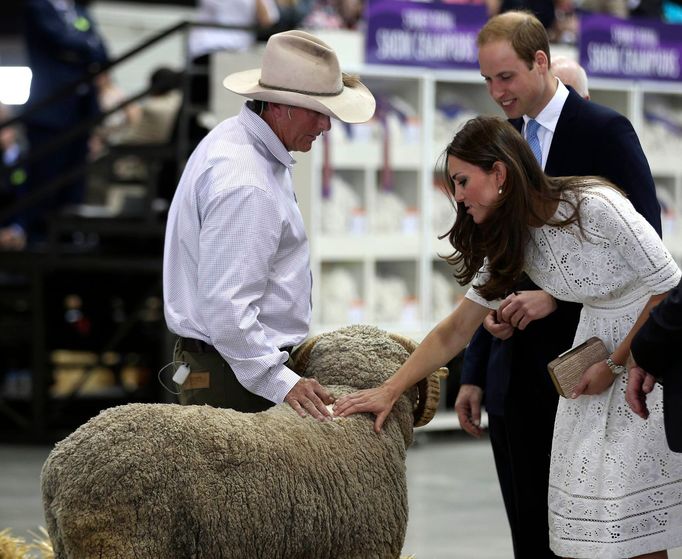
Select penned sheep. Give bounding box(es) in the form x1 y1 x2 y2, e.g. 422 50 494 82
41 325 445 559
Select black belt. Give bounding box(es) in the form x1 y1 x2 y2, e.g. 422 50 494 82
178 337 218 353
178 337 293 356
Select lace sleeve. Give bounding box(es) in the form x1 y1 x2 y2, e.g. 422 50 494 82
581 185 681 293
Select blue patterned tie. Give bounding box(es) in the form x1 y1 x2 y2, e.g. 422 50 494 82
526 119 542 166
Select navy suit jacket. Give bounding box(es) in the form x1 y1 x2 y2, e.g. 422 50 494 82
461 87 662 414
631 279 682 452
23 0 109 130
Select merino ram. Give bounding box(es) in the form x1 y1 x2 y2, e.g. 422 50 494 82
41 324 444 559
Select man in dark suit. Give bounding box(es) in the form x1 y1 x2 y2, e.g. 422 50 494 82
627 280 682 453
453 11 662 559
22 0 109 241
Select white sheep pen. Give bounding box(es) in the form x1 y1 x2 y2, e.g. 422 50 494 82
40 325 445 558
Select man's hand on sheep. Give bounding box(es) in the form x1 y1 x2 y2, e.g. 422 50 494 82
454 384 483 438
333 383 400 433
284 377 336 420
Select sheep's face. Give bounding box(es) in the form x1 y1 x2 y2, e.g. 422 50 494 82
304 325 411 392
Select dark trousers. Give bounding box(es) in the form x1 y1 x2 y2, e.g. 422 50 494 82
24 124 89 238
488 374 560 559
174 343 274 413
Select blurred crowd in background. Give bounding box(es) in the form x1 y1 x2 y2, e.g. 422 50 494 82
1 0 681 251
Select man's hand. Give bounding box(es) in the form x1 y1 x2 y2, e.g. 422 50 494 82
497 291 557 330
284 378 335 420
483 310 514 340
625 362 656 420
454 384 484 438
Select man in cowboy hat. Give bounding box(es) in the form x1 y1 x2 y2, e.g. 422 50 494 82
163 30 375 416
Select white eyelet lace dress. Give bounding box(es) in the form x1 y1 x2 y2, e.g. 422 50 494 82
466 184 682 558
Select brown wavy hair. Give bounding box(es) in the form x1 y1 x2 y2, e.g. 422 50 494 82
440 116 593 300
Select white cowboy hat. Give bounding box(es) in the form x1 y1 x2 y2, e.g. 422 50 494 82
223 30 375 124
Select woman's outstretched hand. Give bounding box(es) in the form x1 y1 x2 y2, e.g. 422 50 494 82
333 384 399 433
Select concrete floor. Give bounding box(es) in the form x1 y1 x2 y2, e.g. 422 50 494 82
1 432 681 559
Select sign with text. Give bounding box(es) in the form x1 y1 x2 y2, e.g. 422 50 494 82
579 14 682 81
365 0 487 69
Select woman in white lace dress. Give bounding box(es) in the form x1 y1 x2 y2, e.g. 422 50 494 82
334 116 682 559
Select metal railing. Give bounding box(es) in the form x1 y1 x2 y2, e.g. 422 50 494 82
0 20 259 440
0 21 254 229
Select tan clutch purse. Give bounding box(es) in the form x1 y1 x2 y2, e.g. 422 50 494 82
547 337 609 398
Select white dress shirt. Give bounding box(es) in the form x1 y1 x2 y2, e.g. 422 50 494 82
522 79 569 171
163 104 311 404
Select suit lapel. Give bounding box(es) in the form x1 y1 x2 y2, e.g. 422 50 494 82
545 88 582 176
507 87 585 176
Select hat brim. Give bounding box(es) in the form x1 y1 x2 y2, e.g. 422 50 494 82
223 69 376 124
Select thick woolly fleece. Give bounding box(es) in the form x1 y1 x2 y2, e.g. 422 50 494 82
41 325 419 559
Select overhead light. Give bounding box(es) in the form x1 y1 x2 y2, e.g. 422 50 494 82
0 66 32 105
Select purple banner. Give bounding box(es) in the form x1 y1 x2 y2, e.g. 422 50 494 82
579 14 682 81
364 0 488 69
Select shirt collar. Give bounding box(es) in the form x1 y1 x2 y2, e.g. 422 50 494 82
523 78 568 134
238 104 296 168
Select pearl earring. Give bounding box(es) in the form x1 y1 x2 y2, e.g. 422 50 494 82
498 186 503 195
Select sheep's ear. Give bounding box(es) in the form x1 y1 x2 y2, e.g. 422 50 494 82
290 334 324 376
388 332 448 427
387 332 418 355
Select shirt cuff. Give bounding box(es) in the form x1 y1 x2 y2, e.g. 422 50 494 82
269 365 302 404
